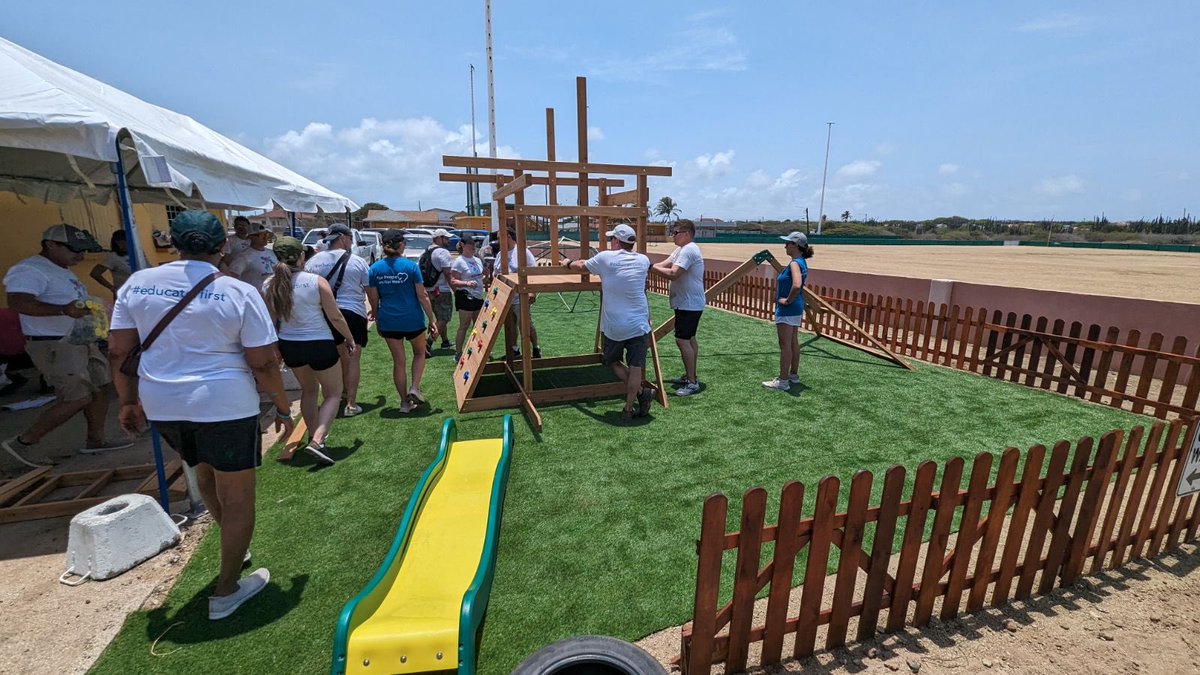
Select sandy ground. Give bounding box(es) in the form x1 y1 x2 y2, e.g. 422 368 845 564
0 374 299 675
638 540 1200 675
645 243 1200 304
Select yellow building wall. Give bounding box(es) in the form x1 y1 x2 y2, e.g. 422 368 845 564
0 192 192 307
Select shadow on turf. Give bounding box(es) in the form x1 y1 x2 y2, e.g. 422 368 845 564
340 395 386 417
282 439 364 471
571 402 655 427
141 573 309 643
379 405 444 419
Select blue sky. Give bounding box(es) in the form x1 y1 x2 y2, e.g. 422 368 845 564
5 1 1197 221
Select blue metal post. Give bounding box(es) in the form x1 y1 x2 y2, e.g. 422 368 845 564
113 135 170 512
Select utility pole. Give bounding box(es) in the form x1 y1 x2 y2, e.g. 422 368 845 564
485 0 498 231
817 121 834 236
468 64 482 215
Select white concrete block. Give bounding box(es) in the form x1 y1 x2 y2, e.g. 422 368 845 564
64 494 180 581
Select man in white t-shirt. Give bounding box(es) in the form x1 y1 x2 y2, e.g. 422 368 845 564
565 224 657 419
227 223 278 290
2 224 132 472
108 210 292 621
490 227 542 359
304 223 370 416
221 215 253 262
427 229 455 351
651 219 705 396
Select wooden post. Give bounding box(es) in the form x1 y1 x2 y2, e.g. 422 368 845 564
546 107 559 264
636 174 648 253
576 76 590 263
514 169 534 391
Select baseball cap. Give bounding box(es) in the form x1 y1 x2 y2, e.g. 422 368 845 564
432 228 451 239
273 236 304 263
323 223 352 243
170 210 226 254
780 231 809 246
605 223 636 243
381 228 406 247
42 224 103 253
248 222 270 235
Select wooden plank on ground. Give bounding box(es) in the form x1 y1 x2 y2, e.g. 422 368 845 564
0 467 53 505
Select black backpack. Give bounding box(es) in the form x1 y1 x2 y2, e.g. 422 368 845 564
418 246 440 288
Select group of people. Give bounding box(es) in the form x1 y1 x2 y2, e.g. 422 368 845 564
0 208 815 621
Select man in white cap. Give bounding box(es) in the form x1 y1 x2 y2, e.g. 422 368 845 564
564 224 657 419
226 222 278 290
425 229 455 351
2 224 130 472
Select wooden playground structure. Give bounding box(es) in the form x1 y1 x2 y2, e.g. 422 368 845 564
441 76 672 431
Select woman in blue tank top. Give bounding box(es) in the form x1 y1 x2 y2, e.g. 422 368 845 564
763 231 814 392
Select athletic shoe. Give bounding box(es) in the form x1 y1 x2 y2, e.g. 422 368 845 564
453 352 462 363
1 437 48 468
303 442 336 467
637 387 657 417
788 373 801 384
667 375 688 386
80 438 135 454
408 389 426 405
440 341 453 350
675 381 701 397
242 550 252 570
342 404 363 418
532 347 542 359
762 378 791 391
208 568 270 620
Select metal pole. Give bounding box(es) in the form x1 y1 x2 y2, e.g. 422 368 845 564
817 121 833 236
469 64 481 216
112 134 170 513
485 0 499 232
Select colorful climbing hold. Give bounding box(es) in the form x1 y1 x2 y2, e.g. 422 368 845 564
463 371 470 382
482 321 488 330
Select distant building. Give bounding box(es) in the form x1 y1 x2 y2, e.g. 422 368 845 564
695 217 739 238
249 208 317 236
363 208 464 229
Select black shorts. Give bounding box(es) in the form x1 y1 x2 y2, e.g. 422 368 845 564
601 333 649 368
278 339 340 371
379 328 426 341
673 309 703 340
154 416 262 473
455 290 484 313
332 309 369 347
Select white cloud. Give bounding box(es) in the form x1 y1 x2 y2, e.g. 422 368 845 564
587 126 605 141
587 26 746 82
938 163 960 175
1016 13 1095 34
943 182 969 196
643 148 661 161
262 117 520 209
690 150 735 179
836 160 881 178
1035 174 1085 196
686 8 731 23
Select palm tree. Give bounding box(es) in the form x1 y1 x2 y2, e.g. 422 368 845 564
654 196 681 223
841 210 851 222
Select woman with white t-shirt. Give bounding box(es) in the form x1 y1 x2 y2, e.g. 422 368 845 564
262 237 354 466
449 236 485 361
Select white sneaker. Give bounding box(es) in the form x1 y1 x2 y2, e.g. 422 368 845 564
761 378 791 391
408 388 426 405
208 568 270 620
667 375 688 386
788 374 801 384
1 437 49 468
675 381 701 397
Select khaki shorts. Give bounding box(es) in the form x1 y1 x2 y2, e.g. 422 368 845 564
431 290 453 323
25 339 110 402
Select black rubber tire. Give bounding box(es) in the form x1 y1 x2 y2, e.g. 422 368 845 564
511 635 668 675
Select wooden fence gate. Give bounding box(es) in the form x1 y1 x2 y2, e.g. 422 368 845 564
681 419 1198 673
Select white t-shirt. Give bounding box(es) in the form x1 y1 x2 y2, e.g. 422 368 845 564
2 255 89 337
228 247 279 290
451 254 485 300
584 249 652 341
265 271 332 342
223 235 252 258
304 249 369 318
99 250 152 291
431 247 454 293
111 261 278 423
493 248 539 305
668 242 706 311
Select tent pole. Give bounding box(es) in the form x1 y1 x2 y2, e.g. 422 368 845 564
113 133 171 513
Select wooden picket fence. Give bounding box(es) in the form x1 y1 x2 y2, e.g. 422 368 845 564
647 271 1200 420
680 418 1199 674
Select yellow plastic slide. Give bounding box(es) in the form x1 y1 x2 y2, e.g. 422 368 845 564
332 416 515 675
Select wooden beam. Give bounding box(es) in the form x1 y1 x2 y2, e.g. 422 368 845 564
606 188 640 205
490 172 531 201
0 467 52 505
512 204 644 219
504 363 543 432
547 107 560 263
443 155 672 177
439 173 625 188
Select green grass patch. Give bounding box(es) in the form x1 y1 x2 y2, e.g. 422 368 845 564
90 293 1148 675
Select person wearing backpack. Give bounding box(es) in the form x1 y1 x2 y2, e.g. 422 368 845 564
418 229 455 353
304 223 369 417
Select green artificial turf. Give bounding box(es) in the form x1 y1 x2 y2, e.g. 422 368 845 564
89 293 1149 675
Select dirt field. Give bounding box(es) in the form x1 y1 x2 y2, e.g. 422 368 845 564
645 243 1200 304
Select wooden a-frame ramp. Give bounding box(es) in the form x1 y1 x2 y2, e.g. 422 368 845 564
652 250 913 371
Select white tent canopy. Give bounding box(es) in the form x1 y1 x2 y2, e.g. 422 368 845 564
0 36 357 213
